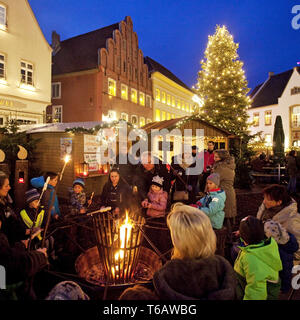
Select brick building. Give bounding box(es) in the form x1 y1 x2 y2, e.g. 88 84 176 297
48 16 153 127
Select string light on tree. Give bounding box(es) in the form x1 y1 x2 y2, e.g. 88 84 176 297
195 25 250 137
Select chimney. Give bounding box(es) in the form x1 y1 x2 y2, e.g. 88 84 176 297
51 31 61 55
268 71 274 78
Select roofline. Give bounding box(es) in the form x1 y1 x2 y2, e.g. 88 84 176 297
25 0 52 52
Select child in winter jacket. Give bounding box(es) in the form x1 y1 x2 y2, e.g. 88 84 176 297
69 179 91 215
234 216 282 300
195 173 225 229
31 172 61 219
142 175 168 218
264 220 299 293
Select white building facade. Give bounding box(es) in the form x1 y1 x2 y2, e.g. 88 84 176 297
0 0 52 125
248 67 300 150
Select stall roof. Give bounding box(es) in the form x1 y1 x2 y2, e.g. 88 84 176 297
19 121 104 133
141 117 233 136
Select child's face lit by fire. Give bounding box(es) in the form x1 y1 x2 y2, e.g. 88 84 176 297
29 199 39 209
151 184 161 193
73 184 83 194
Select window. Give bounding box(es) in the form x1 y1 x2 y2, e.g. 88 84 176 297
140 117 145 127
291 87 300 95
292 106 300 128
265 110 272 126
155 89 160 101
167 112 171 120
161 91 166 104
108 110 117 121
253 113 259 126
161 111 166 121
121 113 128 121
181 101 185 110
131 115 138 126
21 61 34 85
147 118 152 124
167 94 171 106
139 92 145 106
177 100 181 109
131 88 137 103
108 78 116 96
146 95 151 108
121 84 128 100
171 114 175 119
0 117 4 125
53 106 63 123
265 134 272 146
51 82 61 99
0 54 5 79
186 103 189 112
155 109 160 121
172 96 175 107
0 5 6 29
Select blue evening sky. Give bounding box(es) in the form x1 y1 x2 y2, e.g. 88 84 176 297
28 0 300 92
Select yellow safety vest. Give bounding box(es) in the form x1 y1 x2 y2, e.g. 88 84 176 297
20 208 44 241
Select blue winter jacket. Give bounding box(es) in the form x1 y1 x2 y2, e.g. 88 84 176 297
30 176 61 217
197 189 226 229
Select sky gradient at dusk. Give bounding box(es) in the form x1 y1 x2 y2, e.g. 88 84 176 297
28 0 300 92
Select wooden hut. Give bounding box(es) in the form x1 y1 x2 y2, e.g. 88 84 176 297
142 116 236 163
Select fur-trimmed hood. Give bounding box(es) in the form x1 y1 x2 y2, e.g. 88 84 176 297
153 255 236 300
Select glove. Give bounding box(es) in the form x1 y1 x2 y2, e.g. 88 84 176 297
196 201 202 207
187 185 193 191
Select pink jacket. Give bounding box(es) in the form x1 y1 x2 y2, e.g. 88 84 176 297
147 189 168 217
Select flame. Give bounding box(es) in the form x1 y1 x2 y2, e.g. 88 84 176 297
114 211 133 261
64 154 71 163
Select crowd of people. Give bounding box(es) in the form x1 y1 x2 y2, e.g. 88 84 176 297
1 141 300 301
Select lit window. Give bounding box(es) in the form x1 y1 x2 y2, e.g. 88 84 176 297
167 112 171 120
131 115 138 126
108 110 117 121
53 106 63 123
182 101 185 110
0 5 6 29
121 113 128 121
139 92 145 106
292 106 300 128
155 109 160 121
171 114 175 119
253 113 259 126
155 89 160 101
177 100 180 109
162 111 166 120
0 54 5 79
167 94 171 105
161 91 166 104
147 118 152 124
265 110 272 125
108 78 116 96
172 96 175 107
21 61 34 86
265 134 272 146
51 82 61 99
140 117 145 127
121 84 128 100
146 95 151 108
131 88 138 103
186 103 189 112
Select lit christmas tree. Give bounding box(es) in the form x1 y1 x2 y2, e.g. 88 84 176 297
195 25 251 136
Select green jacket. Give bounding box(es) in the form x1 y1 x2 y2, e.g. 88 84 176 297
234 238 282 300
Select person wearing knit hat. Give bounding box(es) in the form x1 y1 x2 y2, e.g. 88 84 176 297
194 172 225 229
73 178 85 188
206 173 220 188
234 215 282 300
69 178 89 215
264 219 299 293
46 281 90 300
25 188 40 204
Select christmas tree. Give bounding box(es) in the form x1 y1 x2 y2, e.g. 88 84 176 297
195 25 251 136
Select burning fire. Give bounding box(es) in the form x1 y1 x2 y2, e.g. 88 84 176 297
114 211 133 261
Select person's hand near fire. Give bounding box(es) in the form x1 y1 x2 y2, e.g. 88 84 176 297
141 198 152 209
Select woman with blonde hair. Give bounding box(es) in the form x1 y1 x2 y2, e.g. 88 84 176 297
152 203 236 300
